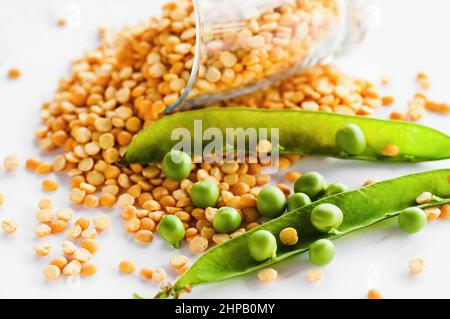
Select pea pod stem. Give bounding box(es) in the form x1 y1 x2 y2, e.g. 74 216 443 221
122 108 450 164
329 229 344 236
154 169 450 299
154 283 173 299
432 195 445 202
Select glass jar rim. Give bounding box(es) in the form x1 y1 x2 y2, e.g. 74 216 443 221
164 0 202 113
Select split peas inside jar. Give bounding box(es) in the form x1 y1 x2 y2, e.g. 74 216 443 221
163 0 370 111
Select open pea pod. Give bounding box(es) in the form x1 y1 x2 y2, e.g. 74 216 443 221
158 169 450 298
122 108 450 164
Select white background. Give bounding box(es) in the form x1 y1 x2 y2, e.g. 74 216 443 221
0 0 449 299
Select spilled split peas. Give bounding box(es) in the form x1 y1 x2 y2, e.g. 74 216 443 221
7 0 449 296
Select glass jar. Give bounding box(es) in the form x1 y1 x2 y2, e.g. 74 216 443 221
165 0 374 113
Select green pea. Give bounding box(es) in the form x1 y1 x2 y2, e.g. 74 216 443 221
336 124 367 155
213 207 242 234
398 207 427 234
311 203 344 233
157 215 185 248
324 183 349 197
308 239 335 266
248 230 277 262
256 186 287 218
294 172 327 199
287 193 312 212
190 180 220 209
162 150 192 181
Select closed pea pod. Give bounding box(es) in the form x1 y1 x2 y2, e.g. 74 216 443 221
155 169 450 299
122 109 450 165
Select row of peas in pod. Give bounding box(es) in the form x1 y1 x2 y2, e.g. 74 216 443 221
250 171 346 267
248 170 429 267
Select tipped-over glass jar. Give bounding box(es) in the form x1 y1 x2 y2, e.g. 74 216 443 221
164 0 374 113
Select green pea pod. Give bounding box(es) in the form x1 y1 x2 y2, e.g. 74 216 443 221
121 108 450 164
157 169 450 298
